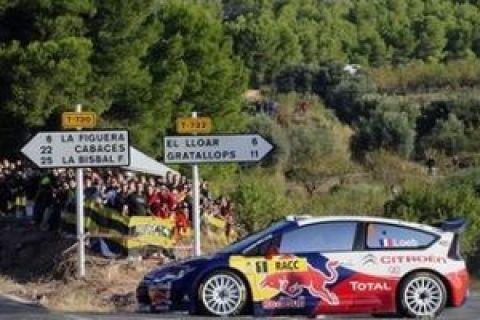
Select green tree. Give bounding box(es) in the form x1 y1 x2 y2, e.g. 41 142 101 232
414 16 448 61
88 0 158 120
0 0 158 152
143 1 248 153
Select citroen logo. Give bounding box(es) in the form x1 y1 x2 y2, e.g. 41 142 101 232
362 254 378 265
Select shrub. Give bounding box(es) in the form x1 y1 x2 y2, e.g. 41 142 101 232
273 62 345 97
369 59 480 94
421 114 467 156
416 96 480 156
229 171 294 233
351 110 415 159
246 114 290 170
274 64 317 94
324 75 378 124
384 181 480 258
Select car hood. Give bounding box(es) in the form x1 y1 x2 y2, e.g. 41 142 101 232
143 253 224 282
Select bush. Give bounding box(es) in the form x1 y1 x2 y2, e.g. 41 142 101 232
416 95 480 156
384 181 480 258
246 114 290 170
288 126 335 169
274 65 318 94
421 114 467 156
229 171 294 233
324 75 378 124
351 110 415 159
274 62 345 97
369 59 480 94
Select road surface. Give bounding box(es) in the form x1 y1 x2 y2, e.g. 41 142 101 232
1 294 480 320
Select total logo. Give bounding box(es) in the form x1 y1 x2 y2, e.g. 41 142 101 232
350 281 392 292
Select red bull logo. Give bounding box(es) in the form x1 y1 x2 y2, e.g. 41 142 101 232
260 260 340 305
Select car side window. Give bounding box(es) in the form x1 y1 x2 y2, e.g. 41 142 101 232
279 222 357 253
244 236 280 256
366 223 436 249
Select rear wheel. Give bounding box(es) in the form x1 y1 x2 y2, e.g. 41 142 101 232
399 272 447 318
198 270 247 316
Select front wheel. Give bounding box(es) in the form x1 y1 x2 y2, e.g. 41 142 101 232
198 270 247 316
399 272 447 318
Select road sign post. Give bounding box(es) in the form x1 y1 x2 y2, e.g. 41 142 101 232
191 112 201 256
21 122 130 277
75 104 85 278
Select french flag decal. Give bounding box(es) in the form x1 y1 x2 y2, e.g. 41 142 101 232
380 238 395 247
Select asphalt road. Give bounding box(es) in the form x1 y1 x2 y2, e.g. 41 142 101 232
2 294 480 320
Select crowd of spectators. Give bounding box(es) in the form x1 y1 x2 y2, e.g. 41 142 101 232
0 158 235 238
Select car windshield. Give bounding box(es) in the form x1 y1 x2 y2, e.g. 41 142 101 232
218 220 291 254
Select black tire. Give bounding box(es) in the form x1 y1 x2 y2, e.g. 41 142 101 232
197 270 248 317
398 272 447 318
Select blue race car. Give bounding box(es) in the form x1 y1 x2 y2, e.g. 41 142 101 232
137 215 468 318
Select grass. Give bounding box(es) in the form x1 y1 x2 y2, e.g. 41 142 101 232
0 276 22 294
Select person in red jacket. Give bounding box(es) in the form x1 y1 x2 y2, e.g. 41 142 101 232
174 202 190 239
146 185 162 217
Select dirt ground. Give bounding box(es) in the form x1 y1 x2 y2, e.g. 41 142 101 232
0 220 163 312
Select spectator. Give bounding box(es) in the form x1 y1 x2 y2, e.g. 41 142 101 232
174 202 190 239
146 185 162 216
126 183 146 216
115 184 130 215
1 157 237 243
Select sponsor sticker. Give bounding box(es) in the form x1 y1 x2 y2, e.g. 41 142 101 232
362 254 378 266
260 259 340 305
380 255 447 264
380 238 418 248
149 283 172 305
262 296 306 309
350 281 392 292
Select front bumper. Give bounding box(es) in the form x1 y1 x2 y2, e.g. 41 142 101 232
137 277 192 312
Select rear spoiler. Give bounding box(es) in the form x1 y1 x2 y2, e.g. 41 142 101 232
432 217 466 233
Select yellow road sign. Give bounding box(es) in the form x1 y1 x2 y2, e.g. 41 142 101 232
176 117 212 134
62 112 97 129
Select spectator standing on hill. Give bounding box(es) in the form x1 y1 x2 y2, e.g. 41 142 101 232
127 183 146 216
174 202 190 238
33 176 51 225
146 184 162 217
84 178 100 202
115 184 129 215
104 178 119 208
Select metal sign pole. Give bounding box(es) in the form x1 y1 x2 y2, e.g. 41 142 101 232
192 112 201 256
75 103 86 277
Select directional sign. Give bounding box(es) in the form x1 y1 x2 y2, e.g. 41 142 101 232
176 117 212 134
62 112 97 129
163 134 273 164
21 130 130 168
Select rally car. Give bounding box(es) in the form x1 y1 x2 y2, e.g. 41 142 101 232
136 215 469 318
